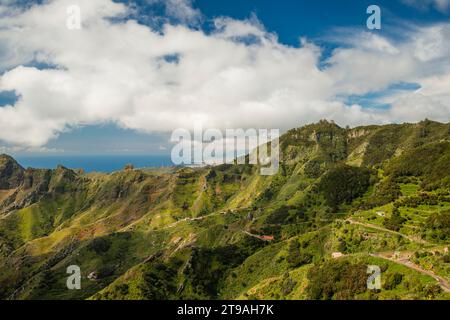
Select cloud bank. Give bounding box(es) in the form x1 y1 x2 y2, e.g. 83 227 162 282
0 0 449 147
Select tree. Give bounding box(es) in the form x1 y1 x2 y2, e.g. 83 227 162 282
383 207 406 232
384 273 403 290
306 260 367 300
318 165 372 210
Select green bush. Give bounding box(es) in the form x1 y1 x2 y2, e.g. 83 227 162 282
304 160 323 179
423 284 442 298
383 208 406 232
361 179 401 209
424 211 450 242
383 272 403 290
89 237 112 254
286 240 313 268
318 165 373 210
306 260 367 300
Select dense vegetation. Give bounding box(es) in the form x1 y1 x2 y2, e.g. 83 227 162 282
317 165 373 210
306 260 367 300
0 120 449 300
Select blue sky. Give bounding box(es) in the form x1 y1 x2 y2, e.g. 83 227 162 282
194 0 449 43
0 0 449 156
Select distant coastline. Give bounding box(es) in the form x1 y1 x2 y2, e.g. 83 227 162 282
13 154 173 173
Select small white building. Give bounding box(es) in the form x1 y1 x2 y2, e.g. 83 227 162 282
376 211 385 217
88 271 98 281
332 252 344 259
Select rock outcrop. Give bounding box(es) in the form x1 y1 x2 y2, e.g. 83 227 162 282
0 154 24 189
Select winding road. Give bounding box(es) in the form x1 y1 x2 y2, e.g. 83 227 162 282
370 252 450 293
346 218 429 245
344 217 449 292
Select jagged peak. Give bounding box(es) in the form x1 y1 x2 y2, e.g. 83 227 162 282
0 154 24 189
0 153 17 162
0 154 23 169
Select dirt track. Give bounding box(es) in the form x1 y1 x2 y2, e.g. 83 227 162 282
370 252 450 293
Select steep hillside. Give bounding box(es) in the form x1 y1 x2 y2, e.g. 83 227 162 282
0 154 24 189
0 120 449 300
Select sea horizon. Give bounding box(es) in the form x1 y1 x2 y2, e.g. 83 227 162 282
12 154 174 173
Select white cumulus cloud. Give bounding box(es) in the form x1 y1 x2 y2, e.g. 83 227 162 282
0 0 449 148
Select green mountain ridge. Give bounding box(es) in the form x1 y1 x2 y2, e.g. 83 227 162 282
0 119 449 300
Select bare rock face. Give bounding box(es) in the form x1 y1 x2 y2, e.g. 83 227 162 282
0 154 24 189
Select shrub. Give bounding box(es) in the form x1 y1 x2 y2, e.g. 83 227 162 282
281 275 297 296
424 211 450 242
304 160 323 179
383 208 406 232
383 272 403 290
89 237 111 254
423 284 442 298
286 240 313 268
361 179 401 209
306 260 367 300
318 165 373 210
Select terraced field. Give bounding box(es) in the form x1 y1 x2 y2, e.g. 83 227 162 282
0 120 449 300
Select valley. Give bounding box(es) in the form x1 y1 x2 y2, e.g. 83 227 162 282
0 119 449 300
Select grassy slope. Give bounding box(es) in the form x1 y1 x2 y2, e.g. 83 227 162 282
0 120 449 300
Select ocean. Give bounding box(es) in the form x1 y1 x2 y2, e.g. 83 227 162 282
14 155 174 173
